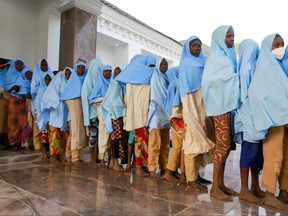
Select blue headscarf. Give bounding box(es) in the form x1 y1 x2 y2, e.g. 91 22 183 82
39 70 70 130
101 78 126 134
34 73 53 116
147 60 170 130
202 25 240 116
179 36 206 98
14 68 33 95
81 56 103 126
0 61 12 90
31 58 53 99
60 61 87 101
233 39 263 143
163 66 180 116
281 45 288 77
5 58 27 92
89 65 112 104
247 34 288 132
114 54 157 85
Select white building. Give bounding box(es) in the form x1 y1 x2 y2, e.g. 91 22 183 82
0 0 182 71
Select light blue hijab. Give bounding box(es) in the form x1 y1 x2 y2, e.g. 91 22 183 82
114 54 157 85
247 34 288 132
147 60 170 130
233 39 264 143
14 68 33 95
60 62 87 101
34 73 53 116
101 78 126 134
5 58 27 92
89 65 112 104
0 61 12 89
31 58 54 115
202 25 240 116
163 66 180 116
81 56 103 126
179 36 206 98
31 58 53 100
40 70 70 131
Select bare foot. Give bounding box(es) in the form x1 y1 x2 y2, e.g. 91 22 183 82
264 192 288 211
163 170 179 183
71 160 86 167
113 163 123 172
278 190 288 204
239 189 264 205
210 186 233 202
197 175 212 185
186 181 208 193
88 160 97 167
135 167 149 177
100 160 107 169
250 187 265 198
172 171 181 179
108 159 114 169
220 184 239 196
179 173 187 186
124 164 132 175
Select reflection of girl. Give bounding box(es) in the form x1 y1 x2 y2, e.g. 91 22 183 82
202 25 240 201
247 34 288 210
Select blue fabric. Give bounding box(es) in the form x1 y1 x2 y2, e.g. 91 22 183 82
101 79 126 134
5 58 27 91
60 62 87 101
0 61 12 89
281 45 288 77
14 68 33 95
202 25 240 116
35 74 54 130
233 39 266 142
89 65 112 104
163 66 180 116
31 58 54 115
81 56 103 126
240 141 263 171
179 36 206 98
40 70 70 130
114 54 157 85
247 34 288 132
147 69 170 130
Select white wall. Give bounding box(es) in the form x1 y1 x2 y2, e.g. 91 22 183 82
0 0 36 68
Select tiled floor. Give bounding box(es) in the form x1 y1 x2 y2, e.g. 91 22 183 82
0 146 287 215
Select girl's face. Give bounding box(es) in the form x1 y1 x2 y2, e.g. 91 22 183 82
103 70 112 79
45 75 52 86
159 59 168 73
15 60 24 72
225 28 235 48
65 69 72 80
272 36 284 50
41 59 48 72
25 71 33 80
77 65 85 76
113 68 121 78
189 39 202 57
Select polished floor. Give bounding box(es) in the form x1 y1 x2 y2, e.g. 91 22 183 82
0 146 287 216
